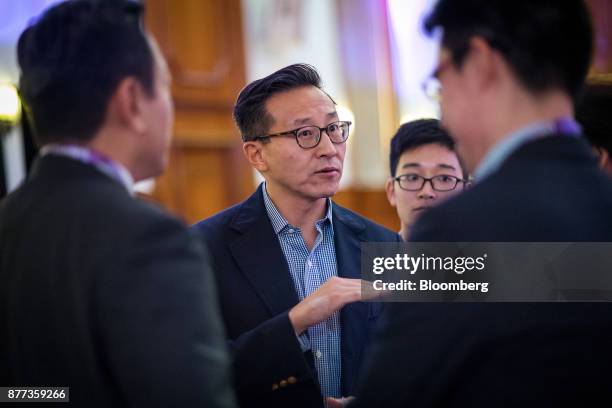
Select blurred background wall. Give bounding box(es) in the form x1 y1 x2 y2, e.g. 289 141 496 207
1 0 611 231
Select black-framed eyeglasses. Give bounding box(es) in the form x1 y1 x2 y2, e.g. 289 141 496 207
421 59 453 102
253 121 351 149
394 173 466 192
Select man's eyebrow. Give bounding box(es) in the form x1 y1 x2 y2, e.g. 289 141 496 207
400 163 457 170
293 117 312 126
293 111 338 126
437 163 457 170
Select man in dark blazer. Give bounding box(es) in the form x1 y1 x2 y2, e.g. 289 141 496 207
0 1 235 407
193 64 399 408
353 1 612 407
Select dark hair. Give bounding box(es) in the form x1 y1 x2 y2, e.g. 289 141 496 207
233 63 333 141
17 0 154 145
389 119 466 178
423 0 593 100
576 83 612 156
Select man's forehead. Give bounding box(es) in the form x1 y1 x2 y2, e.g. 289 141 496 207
399 145 460 167
266 86 337 125
293 111 338 126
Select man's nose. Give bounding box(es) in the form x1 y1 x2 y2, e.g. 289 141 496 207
316 130 339 156
417 179 437 199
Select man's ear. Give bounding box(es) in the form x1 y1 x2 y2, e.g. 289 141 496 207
593 146 609 167
467 36 498 90
110 76 148 133
592 146 612 175
385 177 397 207
243 141 268 172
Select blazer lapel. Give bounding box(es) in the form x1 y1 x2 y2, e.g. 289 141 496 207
228 185 300 317
332 204 370 395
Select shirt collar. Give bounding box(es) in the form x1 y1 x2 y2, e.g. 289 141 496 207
473 118 581 183
262 182 333 234
40 144 134 194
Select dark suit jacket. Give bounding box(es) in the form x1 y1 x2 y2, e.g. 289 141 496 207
0 155 236 407
192 184 399 408
354 136 612 408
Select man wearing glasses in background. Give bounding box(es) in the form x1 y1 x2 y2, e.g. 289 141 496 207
385 119 468 241
193 64 399 408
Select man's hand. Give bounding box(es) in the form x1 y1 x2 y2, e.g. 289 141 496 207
288 277 378 335
326 396 355 407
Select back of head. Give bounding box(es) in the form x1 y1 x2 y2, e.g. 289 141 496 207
233 63 330 141
18 0 154 146
576 83 612 156
424 0 593 100
389 118 466 178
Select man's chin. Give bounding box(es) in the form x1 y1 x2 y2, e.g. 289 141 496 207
134 159 166 183
319 182 341 198
304 186 339 200
408 212 424 226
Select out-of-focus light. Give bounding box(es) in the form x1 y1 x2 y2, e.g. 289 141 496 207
0 83 20 125
399 103 440 125
336 104 356 135
387 0 440 129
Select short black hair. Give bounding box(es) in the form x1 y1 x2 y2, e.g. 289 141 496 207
17 0 154 146
389 119 466 178
576 83 612 156
233 63 333 141
424 0 593 101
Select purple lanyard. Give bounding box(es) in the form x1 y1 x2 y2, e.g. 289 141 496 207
552 117 581 137
40 144 133 193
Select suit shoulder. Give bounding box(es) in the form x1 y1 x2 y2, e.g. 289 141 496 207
409 182 494 242
191 201 243 239
333 203 399 241
1 177 193 257
66 179 191 240
79 192 194 251
129 198 188 231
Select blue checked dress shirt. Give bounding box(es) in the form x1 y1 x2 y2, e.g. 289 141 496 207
262 185 342 399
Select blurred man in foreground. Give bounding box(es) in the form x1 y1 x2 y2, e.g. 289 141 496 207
353 0 612 407
0 1 235 406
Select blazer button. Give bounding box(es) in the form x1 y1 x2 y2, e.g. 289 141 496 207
280 380 288 388
287 376 297 384
272 383 279 391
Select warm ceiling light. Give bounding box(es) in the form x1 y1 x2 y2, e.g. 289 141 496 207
0 83 20 125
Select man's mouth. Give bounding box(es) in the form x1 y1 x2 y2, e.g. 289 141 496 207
315 167 340 174
412 206 431 212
